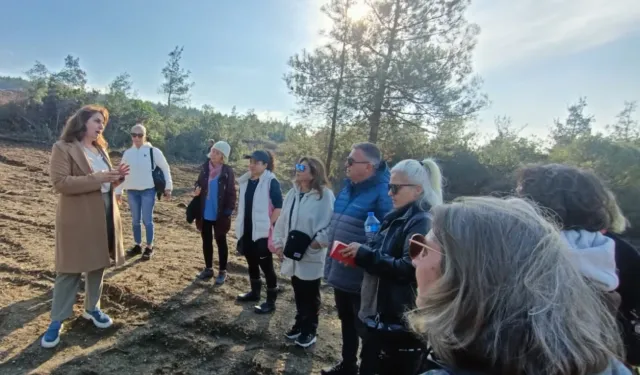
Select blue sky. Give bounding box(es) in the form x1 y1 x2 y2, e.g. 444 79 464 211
0 0 638 138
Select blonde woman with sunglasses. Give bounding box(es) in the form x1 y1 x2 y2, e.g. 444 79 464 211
339 158 443 375
115 123 173 261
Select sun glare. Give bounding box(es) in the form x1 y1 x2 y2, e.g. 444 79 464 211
347 2 369 21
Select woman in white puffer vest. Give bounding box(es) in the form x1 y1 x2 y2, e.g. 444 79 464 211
273 156 335 348
235 150 283 314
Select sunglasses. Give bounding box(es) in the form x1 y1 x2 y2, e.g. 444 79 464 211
130 133 144 138
346 157 369 167
388 183 416 195
409 233 442 260
295 163 306 172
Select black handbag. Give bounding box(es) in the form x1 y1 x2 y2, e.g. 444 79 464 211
282 198 315 261
186 195 201 224
149 147 166 199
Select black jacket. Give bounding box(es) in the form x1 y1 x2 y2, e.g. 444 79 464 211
606 232 640 365
355 201 432 329
194 162 236 234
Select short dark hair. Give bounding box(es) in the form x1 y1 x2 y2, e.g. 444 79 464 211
516 164 612 232
352 142 382 167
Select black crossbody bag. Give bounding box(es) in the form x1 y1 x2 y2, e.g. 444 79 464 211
283 197 315 261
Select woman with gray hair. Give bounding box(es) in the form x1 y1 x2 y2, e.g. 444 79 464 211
339 158 443 375
115 123 173 261
408 197 630 375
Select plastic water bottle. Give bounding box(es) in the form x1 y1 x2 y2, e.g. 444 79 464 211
364 212 381 245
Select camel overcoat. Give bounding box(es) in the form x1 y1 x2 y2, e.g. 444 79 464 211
49 140 125 273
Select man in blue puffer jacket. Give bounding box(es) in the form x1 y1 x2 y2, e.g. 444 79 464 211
321 142 393 375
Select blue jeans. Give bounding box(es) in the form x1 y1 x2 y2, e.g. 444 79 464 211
127 188 156 246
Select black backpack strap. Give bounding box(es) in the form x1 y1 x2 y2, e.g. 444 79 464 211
149 147 156 169
288 196 296 228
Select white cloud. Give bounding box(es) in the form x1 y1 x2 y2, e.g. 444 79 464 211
468 0 640 72
301 0 333 49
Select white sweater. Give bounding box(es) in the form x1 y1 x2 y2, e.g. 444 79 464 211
274 185 335 280
114 143 173 195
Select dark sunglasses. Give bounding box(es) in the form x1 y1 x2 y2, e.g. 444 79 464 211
388 183 417 195
346 157 369 167
295 163 306 172
408 233 442 260
130 133 144 138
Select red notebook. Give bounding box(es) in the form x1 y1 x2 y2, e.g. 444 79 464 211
330 241 356 267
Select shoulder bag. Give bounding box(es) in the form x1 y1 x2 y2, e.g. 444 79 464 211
283 197 315 261
149 147 166 199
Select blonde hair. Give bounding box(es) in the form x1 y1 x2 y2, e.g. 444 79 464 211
408 196 623 375
391 158 443 208
606 189 629 234
131 123 146 134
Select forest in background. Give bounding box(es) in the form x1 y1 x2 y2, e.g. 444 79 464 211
0 0 639 238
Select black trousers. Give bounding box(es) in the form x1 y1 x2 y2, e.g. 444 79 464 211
201 219 228 270
291 276 321 335
243 237 277 289
358 330 426 375
334 289 362 366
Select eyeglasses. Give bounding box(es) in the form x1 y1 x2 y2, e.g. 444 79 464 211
408 233 442 260
346 157 369 167
295 164 306 172
388 183 417 195
130 133 144 138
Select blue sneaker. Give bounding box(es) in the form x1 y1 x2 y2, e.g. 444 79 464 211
82 308 113 329
41 321 63 348
215 271 227 285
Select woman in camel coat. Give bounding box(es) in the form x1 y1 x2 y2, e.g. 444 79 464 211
41 105 129 349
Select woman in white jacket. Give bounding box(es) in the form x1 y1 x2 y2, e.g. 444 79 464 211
274 156 335 348
115 124 173 260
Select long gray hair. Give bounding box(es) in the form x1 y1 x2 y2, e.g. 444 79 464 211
391 158 443 209
407 197 623 375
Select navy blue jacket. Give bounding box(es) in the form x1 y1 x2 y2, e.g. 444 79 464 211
324 162 393 293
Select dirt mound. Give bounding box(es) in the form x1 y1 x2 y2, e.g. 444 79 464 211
0 142 342 374
0 90 25 106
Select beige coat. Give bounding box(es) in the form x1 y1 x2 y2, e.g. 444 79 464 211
49 140 125 273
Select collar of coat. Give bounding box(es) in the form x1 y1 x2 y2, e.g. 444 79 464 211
67 140 112 175
382 200 430 225
237 169 275 184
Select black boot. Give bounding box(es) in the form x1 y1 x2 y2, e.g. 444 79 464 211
320 361 358 375
254 287 277 314
237 279 261 302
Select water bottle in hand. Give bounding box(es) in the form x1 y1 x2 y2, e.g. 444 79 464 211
364 212 381 245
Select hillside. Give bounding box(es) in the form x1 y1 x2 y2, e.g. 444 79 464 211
0 141 343 375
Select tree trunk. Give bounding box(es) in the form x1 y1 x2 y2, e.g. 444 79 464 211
368 0 401 143
326 39 349 174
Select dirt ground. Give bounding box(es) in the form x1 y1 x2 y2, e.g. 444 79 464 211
0 141 344 375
